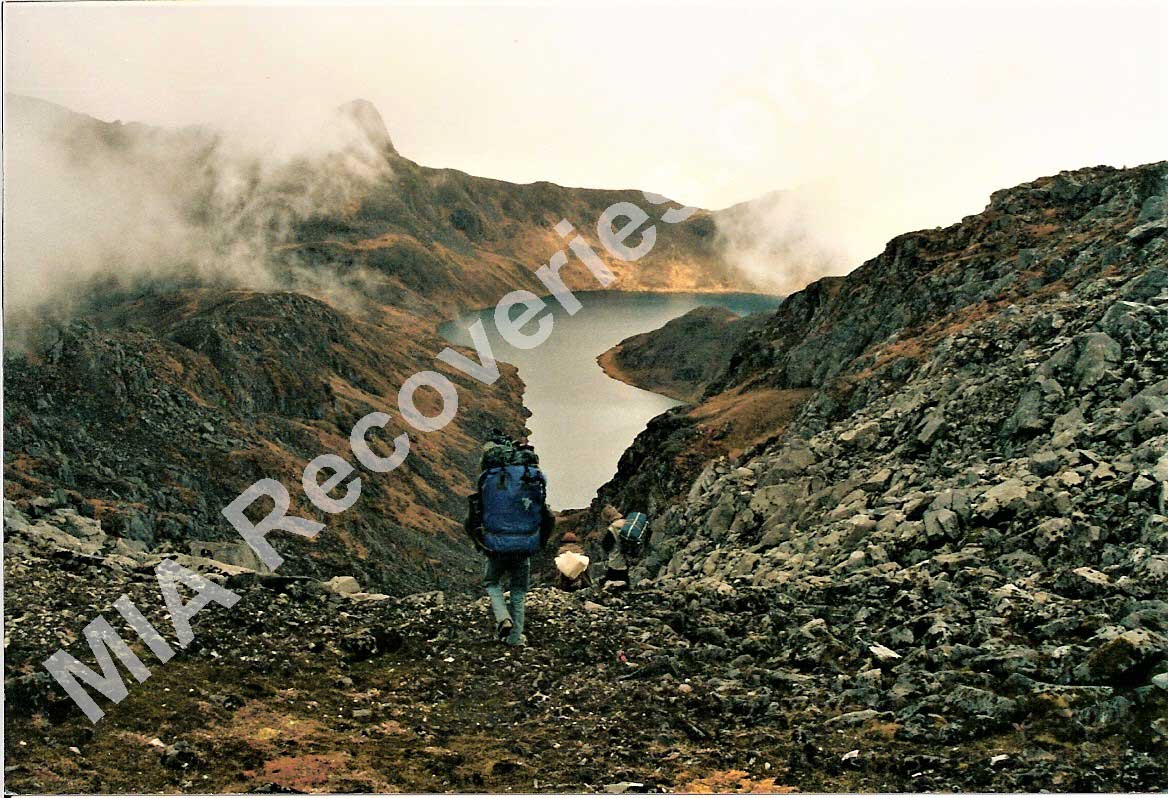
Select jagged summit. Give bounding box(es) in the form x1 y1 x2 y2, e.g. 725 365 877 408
338 97 397 156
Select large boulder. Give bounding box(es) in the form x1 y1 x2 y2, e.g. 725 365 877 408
1077 628 1168 685
1072 332 1122 389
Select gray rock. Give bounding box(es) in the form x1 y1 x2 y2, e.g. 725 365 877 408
762 444 817 482
1034 517 1071 549
1072 333 1122 388
1077 628 1168 685
917 414 946 446
1028 450 1062 477
1137 194 1166 223
839 421 881 450
324 575 362 595
826 708 886 726
945 686 1018 723
188 540 270 573
1007 387 1047 434
977 479 1032 519
923 508 960 540
1128 219 1168 246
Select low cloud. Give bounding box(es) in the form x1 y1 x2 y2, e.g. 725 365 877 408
3 95 394 342
714 185 851 296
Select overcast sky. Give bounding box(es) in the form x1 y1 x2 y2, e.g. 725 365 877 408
5 0 1166 266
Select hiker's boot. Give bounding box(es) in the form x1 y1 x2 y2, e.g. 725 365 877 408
603 568 630 593
495 618 513 642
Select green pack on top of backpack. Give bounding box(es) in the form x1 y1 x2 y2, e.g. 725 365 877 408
480 433 539 471
617 512 649 545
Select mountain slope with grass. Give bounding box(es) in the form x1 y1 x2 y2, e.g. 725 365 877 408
3 94 761 593
598 306 770 402
4 93 1167 790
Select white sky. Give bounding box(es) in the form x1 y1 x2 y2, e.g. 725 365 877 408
5 0 1166 266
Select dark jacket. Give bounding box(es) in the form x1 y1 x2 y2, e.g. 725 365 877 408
465 492 555 555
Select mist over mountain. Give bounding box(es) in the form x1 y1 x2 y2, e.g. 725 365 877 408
4 95 394 336
5 95 849 350
713 188 852 295
4 92 1166 792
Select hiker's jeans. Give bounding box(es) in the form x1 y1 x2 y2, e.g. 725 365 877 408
483 554 530 643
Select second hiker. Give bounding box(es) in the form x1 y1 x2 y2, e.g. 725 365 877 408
600 504 651 592
552 532 592 591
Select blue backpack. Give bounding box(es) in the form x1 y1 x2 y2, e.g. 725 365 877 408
618 512 649 547
479 465 546 555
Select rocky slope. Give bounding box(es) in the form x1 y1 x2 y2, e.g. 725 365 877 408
586 162 1168 787
596 162 1168 513
4 483 1164 793
4 289 528 594
5 108 1168 789
598 307 769 402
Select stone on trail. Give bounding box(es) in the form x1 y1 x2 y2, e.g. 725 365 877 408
868 643 902 662
977 479 1031 519
324 576 362 595
839 421 880 450
1078 628 1168 685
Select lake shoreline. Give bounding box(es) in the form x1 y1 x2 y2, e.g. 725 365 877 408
438 287 784 332
438 290 783 508
596 344 692 403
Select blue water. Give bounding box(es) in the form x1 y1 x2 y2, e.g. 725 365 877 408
440 291 782 509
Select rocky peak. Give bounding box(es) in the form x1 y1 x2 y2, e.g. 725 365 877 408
337 98 397 156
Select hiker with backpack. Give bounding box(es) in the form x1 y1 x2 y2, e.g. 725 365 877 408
600 505 651 591
552 532 592 591
465 431 555 646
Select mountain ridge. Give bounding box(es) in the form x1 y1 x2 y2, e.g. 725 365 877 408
7 153 1167 788
5 93 1167 790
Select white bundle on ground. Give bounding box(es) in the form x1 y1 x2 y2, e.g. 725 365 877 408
555 551 590 579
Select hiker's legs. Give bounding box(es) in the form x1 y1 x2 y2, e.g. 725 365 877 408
506 556 531 644
605 547 630 588
482 556 512 627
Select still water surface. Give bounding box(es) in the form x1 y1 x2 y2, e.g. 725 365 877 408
439 291 782 509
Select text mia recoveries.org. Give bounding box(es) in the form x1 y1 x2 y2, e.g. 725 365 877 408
43 193 695 722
